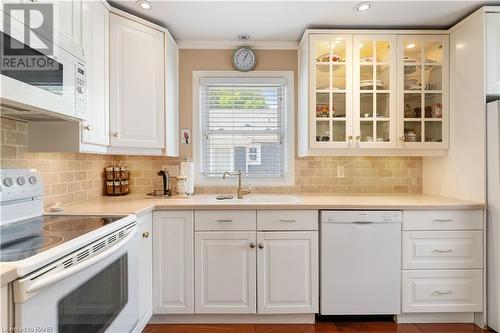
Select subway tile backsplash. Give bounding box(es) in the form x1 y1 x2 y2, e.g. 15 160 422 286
1 118 422 207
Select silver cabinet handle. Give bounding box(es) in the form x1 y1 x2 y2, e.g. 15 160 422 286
279 219 296 223
216 219 233 223
432 249 453 253
433 219 453 223
250 242 256 248
258 243 264 249
432 290 453 295
142 232 150 239
112 132 119 137
83 124 92 131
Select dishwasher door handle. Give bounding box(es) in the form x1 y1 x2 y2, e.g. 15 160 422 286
352 221 374 224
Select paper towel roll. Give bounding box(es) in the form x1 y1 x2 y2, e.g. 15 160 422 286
180 161 195 195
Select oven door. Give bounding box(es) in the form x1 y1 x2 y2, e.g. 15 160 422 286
0 31 84 120
13 225 139 333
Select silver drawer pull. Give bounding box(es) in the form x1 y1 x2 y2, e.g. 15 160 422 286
433 219 453 222
279 219 296 223
432 290 454 295
216 219 233 223
432 249 453 253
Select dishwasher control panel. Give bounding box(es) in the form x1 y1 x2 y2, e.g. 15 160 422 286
321 210 403 223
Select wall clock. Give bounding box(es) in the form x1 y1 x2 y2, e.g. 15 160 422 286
232 47 256 72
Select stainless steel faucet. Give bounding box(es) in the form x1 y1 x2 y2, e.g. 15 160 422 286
222 170 251 199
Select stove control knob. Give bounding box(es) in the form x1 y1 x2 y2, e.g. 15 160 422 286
3 177 14 187
29 176 37 185
17 177 26 186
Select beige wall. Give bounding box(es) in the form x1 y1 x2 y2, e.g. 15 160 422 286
178 49 298 158
0 49 423 207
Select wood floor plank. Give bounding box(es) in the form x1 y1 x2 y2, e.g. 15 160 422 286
144 322 492 333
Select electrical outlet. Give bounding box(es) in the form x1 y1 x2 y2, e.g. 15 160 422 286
337 166 345 178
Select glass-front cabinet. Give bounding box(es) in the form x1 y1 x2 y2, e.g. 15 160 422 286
309 35 352 148
300 32 449 155
398 35 448 149
353 35 397 148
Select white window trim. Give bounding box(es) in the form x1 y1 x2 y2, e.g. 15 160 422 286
193 70 295 186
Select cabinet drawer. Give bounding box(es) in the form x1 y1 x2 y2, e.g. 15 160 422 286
257 210 318 231
195 210 256 231
403 231 483 269
402 270 482 313
403 210 483 231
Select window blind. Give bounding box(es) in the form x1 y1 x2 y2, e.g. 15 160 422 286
200 77 287 179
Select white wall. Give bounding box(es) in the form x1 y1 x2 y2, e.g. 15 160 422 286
423 10 487 203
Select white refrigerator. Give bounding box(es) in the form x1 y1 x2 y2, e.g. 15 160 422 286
488 100 500 332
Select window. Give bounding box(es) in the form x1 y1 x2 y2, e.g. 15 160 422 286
194 73 294 185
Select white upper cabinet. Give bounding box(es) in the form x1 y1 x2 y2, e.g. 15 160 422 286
81 0 109 146
397 35 449 149
486 13 500 96
109 13 165 149
29 0 83 58
298 31 450 156
353 35 397 149
309 34 353 149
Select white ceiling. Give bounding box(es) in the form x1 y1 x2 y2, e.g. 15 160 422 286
109 1 498 43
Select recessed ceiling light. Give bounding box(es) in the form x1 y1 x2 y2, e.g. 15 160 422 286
136 0 152 10
238 33 250 41
406 43 416 49
355 2 373 12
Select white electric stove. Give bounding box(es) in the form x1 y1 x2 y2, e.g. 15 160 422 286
0 169 140 333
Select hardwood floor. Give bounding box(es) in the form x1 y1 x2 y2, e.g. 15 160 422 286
144 321 493 333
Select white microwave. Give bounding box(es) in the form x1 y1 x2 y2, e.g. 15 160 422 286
0 31 86 121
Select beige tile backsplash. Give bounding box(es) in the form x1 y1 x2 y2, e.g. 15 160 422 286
1 117 422 208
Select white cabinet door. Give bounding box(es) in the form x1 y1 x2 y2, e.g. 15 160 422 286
29 0 82 55
397 35 449 149
353 35 397 149
153 211 194 314
109 13 165 149
137 214 153 329
257 232 318 314
486 13 500 96
309 34 353 149
195 232 256 314
81 0 108 146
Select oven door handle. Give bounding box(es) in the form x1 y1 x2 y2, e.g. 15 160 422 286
26 225 137 294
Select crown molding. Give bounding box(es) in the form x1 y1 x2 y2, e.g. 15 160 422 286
177 40 299 50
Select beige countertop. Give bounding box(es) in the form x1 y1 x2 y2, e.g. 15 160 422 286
60 193 485 216
1 193 484 286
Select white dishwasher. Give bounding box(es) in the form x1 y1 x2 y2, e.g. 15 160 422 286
320 210 402 315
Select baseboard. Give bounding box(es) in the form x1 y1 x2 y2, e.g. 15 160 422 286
150 313 316 324
396 312 475 324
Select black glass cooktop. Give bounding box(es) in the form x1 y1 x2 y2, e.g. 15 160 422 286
0 215 125 262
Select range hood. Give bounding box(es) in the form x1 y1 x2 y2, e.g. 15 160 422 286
0 103 79 122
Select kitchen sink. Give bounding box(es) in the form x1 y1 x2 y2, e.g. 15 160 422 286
209 195 302 204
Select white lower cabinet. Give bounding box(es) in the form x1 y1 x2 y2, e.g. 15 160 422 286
195 232 257 314
257 232 318 314
153 211 194 314
402 270 483 313
400 210 484 317
137 214 153 330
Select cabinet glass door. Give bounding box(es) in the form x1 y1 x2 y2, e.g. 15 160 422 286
399 35 448 148
353 36 396 148
310 35 352 148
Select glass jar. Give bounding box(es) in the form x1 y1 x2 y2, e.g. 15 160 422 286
106 167 114 181
106 181 114 195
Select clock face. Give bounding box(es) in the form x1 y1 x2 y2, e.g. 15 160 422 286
233 48 256 72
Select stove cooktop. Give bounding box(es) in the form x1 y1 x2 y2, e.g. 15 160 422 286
0 215 126 262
